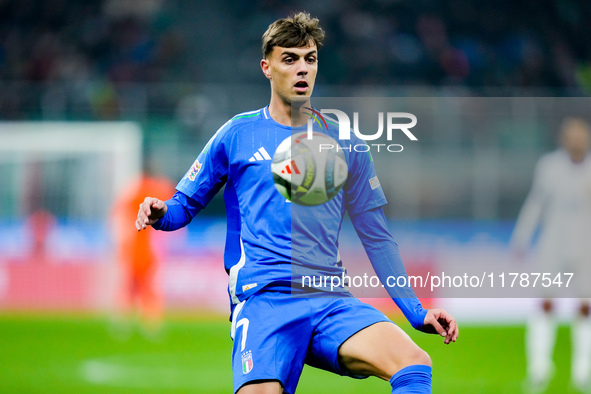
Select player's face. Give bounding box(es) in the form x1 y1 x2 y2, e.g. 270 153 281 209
261 42 318 104
562 122 590 163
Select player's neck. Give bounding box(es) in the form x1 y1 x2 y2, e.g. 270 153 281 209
268 96 310 127
567 149 587 164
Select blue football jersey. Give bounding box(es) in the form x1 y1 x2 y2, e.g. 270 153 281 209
176 106 387 305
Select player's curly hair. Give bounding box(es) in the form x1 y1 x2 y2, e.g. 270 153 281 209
262 12 325 58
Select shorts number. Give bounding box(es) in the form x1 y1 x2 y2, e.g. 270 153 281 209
236 318 249 352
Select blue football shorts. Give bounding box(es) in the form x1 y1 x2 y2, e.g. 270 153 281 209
230 290 392 393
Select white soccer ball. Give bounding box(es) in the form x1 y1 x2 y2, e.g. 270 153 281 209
271 131 348 206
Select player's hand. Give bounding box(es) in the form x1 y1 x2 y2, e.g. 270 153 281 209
422 308 458 345
135 197 167 231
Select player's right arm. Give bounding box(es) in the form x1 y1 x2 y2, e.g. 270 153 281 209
136 118 232 232
510 156 548 253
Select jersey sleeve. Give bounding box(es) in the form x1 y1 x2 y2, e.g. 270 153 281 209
344 145 388 216
175 121 232 208
152 191 203 231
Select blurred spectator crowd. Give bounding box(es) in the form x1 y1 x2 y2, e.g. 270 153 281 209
0 0 590 119
0 0 185 84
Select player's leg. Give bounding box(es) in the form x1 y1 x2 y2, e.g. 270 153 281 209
137 264 163 337
525 299 556 390
231 292 312 394
110 259 135 339
307 297 431 393
237 380 283 394
338 321 432 392
571 300 591 389
117 259 135 317
525 248 561 391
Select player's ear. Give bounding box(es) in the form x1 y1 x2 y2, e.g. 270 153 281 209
261 58 271 80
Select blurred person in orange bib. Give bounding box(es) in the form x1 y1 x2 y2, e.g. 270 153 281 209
111 159 175 337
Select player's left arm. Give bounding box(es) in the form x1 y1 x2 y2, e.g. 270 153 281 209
350 207 458 344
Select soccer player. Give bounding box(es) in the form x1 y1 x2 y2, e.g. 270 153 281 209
136 12 458 394
511 117 591 392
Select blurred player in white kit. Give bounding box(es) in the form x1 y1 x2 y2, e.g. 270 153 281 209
511 117 591 392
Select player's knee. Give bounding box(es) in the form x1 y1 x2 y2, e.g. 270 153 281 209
382 345 431 379
580 302 590 317
400 346 432 369
412 348 432 368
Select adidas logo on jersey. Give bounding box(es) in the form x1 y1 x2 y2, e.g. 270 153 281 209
248 147 272 162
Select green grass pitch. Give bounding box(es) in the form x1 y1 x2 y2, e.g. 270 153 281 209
0 313 578 393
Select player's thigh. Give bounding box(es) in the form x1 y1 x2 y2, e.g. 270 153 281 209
306 298 427 381
338 321 431 381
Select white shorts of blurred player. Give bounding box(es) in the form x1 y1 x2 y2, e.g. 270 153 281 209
533 241 591 299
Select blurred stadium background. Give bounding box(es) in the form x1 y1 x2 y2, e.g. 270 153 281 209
1 0 590 392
